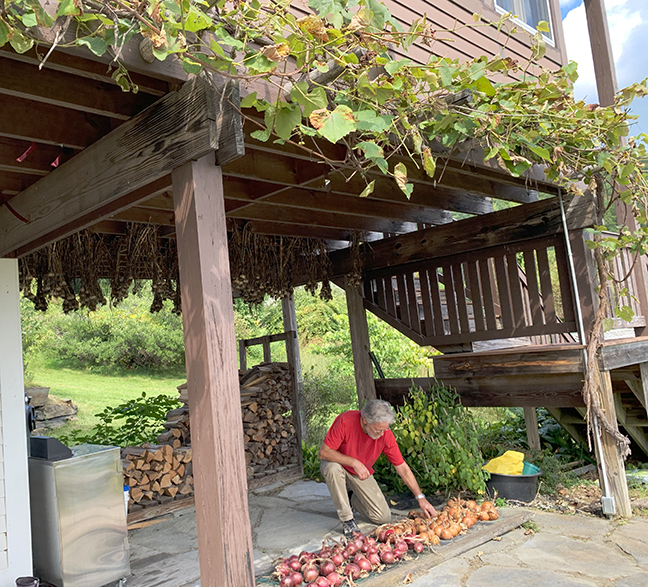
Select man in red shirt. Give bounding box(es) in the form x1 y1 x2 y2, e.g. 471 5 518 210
319 399 436 538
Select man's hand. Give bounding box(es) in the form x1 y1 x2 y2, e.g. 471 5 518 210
418 497 436 519
351 460 370 480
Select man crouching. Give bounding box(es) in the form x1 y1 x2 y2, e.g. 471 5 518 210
319 399 436 538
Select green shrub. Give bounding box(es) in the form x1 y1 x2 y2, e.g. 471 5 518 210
59 392 180 447
302 443 323 482
378 383 487 496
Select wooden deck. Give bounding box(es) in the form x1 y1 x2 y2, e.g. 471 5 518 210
375 337 648 458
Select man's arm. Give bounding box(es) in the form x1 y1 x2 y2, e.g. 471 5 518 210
319 443 371 480
394 462 437 518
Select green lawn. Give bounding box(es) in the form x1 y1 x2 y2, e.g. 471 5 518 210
30 359 186 438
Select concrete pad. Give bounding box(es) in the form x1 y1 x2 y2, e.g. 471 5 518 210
531 510 612 540
128 520 198 554
462 527 530 557
293 500 338 516
251 480 286 495
611 533 648 568
517 533 639 579
277 479 332 501
466 566 597 587
614 572 648 587
123 549 200 587
254 506 339 551
407 557 471 587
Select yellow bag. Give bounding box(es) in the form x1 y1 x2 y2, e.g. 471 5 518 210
482 450 525 475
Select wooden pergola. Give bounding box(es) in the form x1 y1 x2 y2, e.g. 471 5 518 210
0 3 645 584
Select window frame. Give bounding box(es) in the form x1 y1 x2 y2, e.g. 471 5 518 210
494 0 556 47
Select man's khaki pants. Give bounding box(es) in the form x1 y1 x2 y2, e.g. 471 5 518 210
321 460 392 524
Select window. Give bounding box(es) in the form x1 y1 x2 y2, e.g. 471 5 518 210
495 0 554 44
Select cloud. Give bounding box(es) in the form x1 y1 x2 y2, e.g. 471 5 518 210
562 0 647 133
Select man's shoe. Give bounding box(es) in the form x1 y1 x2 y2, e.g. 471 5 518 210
342 518 360 539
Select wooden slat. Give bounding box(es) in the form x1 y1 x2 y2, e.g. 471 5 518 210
443 265 460 334
452 263 471 334
600 338 648 371
506 252 526 328
466 260 485 332
554 240 576 324
479 258 498 331
0 77 244 258
405 270 421 335
395 273 410 327
429 267 445 337
536 246 557 324
384 276 397 318
418 268 435 337
375 276 387 311
523 249 543 326
494 255 513 329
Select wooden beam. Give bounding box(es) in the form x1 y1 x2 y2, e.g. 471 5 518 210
0 77 243 258
641 363 648 415
524 407 542 451
0 45 169 97
0 93 113 149
345 278 377 405
584 0 617 107
172 155 254 587
242 220 354 242
0 55 158 119
600 338 648 371
329 194 596 276
546 407 588 445
614 394 648 458
594 368 631 517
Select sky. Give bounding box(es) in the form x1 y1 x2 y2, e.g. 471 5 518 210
559 0 648 135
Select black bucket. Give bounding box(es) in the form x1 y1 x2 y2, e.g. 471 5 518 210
485 462 542 503
16 578 40 587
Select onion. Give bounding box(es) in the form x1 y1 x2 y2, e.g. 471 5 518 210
395 541 408 552
357 558 372 572
288 559 302 572
345 544 357 556
377 529 387 543
367 545 378 555
393 548 405 560
331 553 344 567
279 577 293 587
367 553 381 567
291 572 304 586
353 538 364 550
326 572 343 587
320 560 335 577
413 542 425 554
340 549 349 560
344 563 361 579
315 577 330 587
380 551 395 564
302 564 319 583
276 563 292 577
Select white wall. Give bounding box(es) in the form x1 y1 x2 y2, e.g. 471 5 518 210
0 259 33 584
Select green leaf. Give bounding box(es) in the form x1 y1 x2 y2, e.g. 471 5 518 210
615 305 635 323
77 36 107 57
240 92 257 109
245 53 277 74
183 7 212 32
422 148 436 178
250 129 271 142
21 13 38 28
471 75 495 97
356 140 384 159
274 103 302 140
181 60 203 75
27 0 54 27
309 0 346 17
314 105 357 143
9 30 34 54
385 58 411 76
56 0 81 16
394 162 413 198
291 82 327 117
536 20 550 33
0 18 12 46
359 180 375 198
528 145 552 161
439 64 453 87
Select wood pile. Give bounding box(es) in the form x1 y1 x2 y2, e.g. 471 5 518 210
123 362 299 513
122 444 193 510
240 363 299 480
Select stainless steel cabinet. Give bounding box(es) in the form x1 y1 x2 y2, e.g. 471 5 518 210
29 444 130 587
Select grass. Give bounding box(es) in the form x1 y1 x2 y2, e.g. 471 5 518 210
30 358 185 438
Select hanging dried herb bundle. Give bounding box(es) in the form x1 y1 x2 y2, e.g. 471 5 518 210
228 222 333 305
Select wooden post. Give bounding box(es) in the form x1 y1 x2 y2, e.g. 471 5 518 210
593 367 632 518
172 155 254 587
344 277 377 406
523 407 541 451
568 231 598 340
584 0 618 108
239 339 247 372
282 294 305 465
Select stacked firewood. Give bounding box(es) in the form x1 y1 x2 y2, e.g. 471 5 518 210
240 363 300 479
122 444 193 509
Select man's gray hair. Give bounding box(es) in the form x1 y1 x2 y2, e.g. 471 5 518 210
361 399 395 425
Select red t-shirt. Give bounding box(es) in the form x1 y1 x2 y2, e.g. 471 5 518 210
323 410 404 475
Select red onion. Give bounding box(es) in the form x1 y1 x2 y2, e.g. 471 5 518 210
276 562 292 577
357 558 371 572
315 578 329 587
291 572 304 586
345 544 357 556
368 553 381 567
393 548 405 560
326 572 343 587
395 541 408 552
378 529 387 543
279 577 293 587
380 551 395 564
344 563 361 579
353 538 364 551
288 559 302 572
340 549 349 560
367 545 378 555
302 564 319 583
413 542 425 554
331 553 344 567
320 560 335 577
